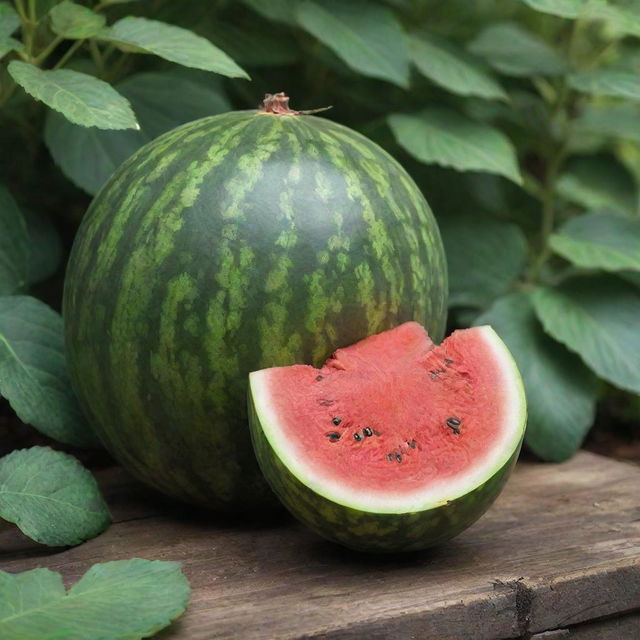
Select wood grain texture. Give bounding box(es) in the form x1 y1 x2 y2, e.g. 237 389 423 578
1 451 639 640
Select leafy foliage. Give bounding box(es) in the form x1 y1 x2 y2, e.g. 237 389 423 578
99 17 249 78
388 110 522 184
8 62 139 128
0 295 99 447
476 293 597 462
0 446 110 546
0 0 639 487
0 558 190 639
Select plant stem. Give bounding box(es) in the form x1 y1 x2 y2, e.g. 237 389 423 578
13 0 27 21
52 39 85 70
530 145 567 281
33 35 65 65
89 40 105 74
27 0 36 22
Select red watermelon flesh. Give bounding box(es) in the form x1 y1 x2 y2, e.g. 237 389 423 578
249 322 525 514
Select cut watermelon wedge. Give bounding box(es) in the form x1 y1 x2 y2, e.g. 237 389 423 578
248 322 526 552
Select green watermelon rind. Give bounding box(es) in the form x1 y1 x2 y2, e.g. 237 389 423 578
248 327 527 553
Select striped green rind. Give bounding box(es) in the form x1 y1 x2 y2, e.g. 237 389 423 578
63 110 447 511
249 390 522 552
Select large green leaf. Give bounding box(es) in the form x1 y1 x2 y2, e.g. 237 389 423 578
588 2 640 38
45 70 230 195
0 558 190 639
207 22 298 67
99 17 249 79
7 62 139 129
410 31 506 100
241 0 298 24
532 276 640 393
476 292 597 461
439 212 527 308
550 212 640 271
388 109 522 184
0 447 110 546
0 296 99 447
468 22 568 77
556 155 638 216
569 69 640 101
521 0 596 18
296 0 410 88
0 186 29 296
574 104 640 143
49 0 105 39
0 2 19 37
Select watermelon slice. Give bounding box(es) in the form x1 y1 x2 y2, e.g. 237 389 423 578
248 322 526 552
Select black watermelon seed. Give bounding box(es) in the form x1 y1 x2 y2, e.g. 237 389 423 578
353 432 362 441
444 358 454 365
446 417 462 434
387 453 394 461
395 452 402 463
407 440 416 449
327 432 340 441
363 427 373 437
332 417 342 426
316 375 324 381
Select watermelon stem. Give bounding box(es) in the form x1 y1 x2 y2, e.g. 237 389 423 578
260 92 332 116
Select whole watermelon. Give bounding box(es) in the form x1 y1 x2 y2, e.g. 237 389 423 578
63 93 447 511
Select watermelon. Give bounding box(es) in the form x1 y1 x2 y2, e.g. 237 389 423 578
63 94 447 510
248 322 526 552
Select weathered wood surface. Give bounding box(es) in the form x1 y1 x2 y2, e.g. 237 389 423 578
1 451 639 640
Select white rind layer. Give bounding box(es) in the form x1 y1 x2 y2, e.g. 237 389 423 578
249 325 527 514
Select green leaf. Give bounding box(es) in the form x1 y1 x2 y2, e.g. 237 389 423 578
410 31 507 100
241 0 298 23
7 62 139 130
532 276 640 394
99 17 249 79
49 0 105 39
439 212 527 308
569 69 640 101
207 22 298 68
0 36 25 59
296 0 410 88
550 212 640 272
622 270 640 289
476 292 597 461
45 70 230 195
521 0 594 18
468 22 568 77
575 104 640 143
388 109 522 184
588 2 640 39
0 186 29 296
0 558 189 639
556 155 638 216
0 296 99 447
22 208 63 285
0 2 19 37
0 447 110 546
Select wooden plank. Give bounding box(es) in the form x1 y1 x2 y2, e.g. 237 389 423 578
531 611 640 639
1 451 639 640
